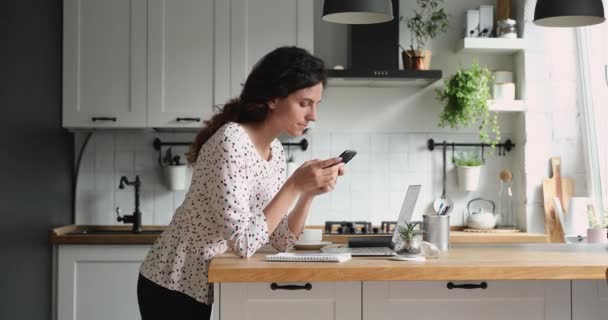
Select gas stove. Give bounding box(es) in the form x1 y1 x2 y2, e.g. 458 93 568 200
324 221 398 235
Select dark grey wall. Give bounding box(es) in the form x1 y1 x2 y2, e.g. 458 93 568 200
0 1 73 319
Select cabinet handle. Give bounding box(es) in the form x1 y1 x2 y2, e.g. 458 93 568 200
270 283 312 291
91 117 117 122
176 117 201 122
447 282 487 290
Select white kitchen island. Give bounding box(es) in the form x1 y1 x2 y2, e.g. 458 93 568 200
51 227 608 320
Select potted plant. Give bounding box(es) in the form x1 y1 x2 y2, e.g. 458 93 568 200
395 222 423 255
400 0 449 70
586 206 608 243
436 63 501 148
160 148 188 191
454 152 484 191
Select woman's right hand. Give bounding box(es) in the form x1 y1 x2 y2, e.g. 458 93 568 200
288 157 344 194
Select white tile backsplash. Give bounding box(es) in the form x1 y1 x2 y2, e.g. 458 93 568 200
76 129 516 226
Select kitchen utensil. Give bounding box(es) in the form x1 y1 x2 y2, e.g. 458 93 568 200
542 157 574 243
433 142 454 214
423 214 450 251
466 198 497 229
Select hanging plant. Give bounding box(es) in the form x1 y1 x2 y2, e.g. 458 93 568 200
435 63 500 147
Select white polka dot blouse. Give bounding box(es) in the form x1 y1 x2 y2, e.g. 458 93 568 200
140 122 298 304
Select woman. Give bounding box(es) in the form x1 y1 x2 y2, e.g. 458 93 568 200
137 46 345 319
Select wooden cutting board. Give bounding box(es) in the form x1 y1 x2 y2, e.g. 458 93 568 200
542 157 574 243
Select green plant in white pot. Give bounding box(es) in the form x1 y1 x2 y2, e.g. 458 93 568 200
160 148 188 191
586 207 608 243
453 152 484 192
436 63 500 148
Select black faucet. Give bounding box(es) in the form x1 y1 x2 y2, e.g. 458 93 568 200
117 175 142 233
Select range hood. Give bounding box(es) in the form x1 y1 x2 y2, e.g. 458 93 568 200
327 0 442 87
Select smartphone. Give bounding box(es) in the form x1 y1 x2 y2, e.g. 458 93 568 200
325 150 357 168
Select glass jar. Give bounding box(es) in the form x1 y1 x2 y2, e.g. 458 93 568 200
497 19 517 39
395 237 422 255
497 178 516 228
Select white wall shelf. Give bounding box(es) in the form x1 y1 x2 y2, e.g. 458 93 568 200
458 37 525 54
489 99 526 112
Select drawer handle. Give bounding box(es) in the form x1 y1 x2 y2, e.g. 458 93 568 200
176 117 201 122
91 117 117 122
447 282 487 290
270 283 312 291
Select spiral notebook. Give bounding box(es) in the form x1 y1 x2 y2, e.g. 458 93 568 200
265 252 351 262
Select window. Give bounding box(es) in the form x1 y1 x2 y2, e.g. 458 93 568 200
577 22 608 213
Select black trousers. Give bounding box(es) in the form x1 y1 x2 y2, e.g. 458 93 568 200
137 273 212 320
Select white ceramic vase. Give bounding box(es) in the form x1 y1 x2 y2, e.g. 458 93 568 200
587 228 608 243
164 165 188 191
456 165 482 191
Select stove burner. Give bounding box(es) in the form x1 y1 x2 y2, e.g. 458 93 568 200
324 221 397 234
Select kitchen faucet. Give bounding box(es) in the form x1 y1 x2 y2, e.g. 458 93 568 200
116 175 142 233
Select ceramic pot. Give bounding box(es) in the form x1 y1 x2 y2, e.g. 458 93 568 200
402 50 432 70
587 228 607 243
456 165 482 191
164 165 188 191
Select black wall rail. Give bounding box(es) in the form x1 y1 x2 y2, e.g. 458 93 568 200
281 139 309 151
153 138 191 151
427 138 515 162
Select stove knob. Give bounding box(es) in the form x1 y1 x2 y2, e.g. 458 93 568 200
372 227 379 234
361 227 368 234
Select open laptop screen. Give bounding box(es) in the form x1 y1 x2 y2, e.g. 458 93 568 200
390 185 421 245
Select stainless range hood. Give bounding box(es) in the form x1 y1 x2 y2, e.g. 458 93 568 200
325 0 442 87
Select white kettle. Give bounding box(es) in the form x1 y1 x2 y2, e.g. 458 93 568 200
553 197 589 240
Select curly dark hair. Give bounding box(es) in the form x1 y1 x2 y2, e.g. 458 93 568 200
186 46 327 164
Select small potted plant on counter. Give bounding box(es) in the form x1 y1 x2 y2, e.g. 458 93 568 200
436 63 500 148
454 152 484 191
160 148 188 191
395 221 423 255
400 0 449 70
586 205 608 243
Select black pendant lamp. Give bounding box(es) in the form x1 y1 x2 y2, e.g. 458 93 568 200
534 0 605 27
322 0 393 24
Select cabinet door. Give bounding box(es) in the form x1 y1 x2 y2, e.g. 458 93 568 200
363 281 570 320
220 282 361 320
572 280 608 320
229 0 314 97
147 0 226 128
63 0 147 128
56 245 149 320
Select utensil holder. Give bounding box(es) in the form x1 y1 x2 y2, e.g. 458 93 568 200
423 214 450 251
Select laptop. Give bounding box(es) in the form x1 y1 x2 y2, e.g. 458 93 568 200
322 185 421 256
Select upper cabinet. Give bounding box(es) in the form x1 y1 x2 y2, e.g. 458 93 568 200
147 0 222 128
63 0 314 129
228 0 314 97
63 0 148 128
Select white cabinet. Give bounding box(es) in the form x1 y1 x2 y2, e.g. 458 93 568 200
63 0 314 129
229 0 314 97
147 0 228 128
63 0 148 128
55 245 220 320
363 281 571 320
572 280 608 320
220 282 361 320
56 245 149 320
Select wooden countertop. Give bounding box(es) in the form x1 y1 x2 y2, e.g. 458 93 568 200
208 244 608 283
50 225 547 244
